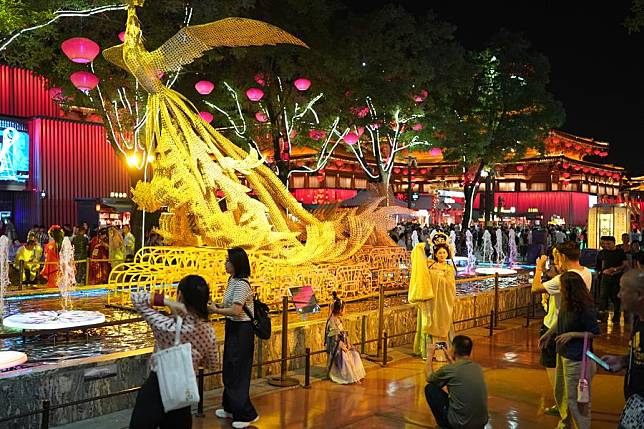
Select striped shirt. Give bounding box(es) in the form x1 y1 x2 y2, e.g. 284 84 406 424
222 277 254 321
131 292 219 372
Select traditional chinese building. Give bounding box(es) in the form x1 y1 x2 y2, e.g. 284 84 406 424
287 129 625 227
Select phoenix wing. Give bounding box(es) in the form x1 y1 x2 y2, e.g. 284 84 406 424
102 44 130 72
149 17 308 72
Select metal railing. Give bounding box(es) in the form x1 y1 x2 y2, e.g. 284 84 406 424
0 278 543 429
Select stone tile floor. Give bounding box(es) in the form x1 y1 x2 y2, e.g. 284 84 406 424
55 317 628 429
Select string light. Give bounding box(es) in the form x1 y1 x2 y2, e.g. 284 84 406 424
0 5 127 53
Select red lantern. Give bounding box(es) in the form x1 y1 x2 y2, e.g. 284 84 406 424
552 137 561 145
393 167 401 174
282 152 290 161
294 78 311 91
593 149 601 155
198 111 213 123
402 169 409 175
564 142 573 148
614 173 621 180
335 160 344 167
516 165 524 171
562 172 571 179
246 88 264 102
582 167 590 173
344 132 359 145
61 37 100 63
430 147 442 157
420 168 428 174
255 111 268 123
317 175 325 182
357 126 365 136
590 168 597 174
118 31 126 42
598 171 605 176
254 73 266 86
411 169 417 175
70 71 99 91
573 165 581 171
600 151 608 157
574 144 582 150
562 162 570 169
412 123 423 131
195 80 215 95
584 147 592 154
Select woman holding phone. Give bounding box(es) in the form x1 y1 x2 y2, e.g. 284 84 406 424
540 271 601 429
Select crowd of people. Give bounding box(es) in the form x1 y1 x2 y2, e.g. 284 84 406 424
6 221 139 286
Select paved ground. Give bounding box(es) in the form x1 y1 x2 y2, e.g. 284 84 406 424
54 316 628 429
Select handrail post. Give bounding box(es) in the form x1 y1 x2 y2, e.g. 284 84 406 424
366 282 390 363
493 273 499 327
18 260 24 289
304 347 311 389
489 311 494 337
267 296 298 387
382 332 388 367
360 314 366 355
40 399 50 429
85 258 91 286
196 368 204 417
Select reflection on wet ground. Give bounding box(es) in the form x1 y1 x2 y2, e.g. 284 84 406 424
194 320 626 429
0 272 530 369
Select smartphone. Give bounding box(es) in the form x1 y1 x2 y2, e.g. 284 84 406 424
435 341 448 350
586 350 611 371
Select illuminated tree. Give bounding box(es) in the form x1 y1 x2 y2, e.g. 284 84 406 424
434 30 565 228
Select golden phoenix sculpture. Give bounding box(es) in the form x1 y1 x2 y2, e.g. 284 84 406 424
103 2 385 264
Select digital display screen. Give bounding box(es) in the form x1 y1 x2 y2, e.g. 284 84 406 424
0 118 29 183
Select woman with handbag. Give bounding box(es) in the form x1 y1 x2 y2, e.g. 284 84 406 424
209 247 259 429
129 275 218 429
540 271 601 429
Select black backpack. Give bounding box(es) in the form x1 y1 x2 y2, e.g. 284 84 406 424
242 293 271 340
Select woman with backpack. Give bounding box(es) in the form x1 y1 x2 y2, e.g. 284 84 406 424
209 247 259 429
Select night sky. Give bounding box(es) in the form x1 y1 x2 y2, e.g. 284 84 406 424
352 1 644 176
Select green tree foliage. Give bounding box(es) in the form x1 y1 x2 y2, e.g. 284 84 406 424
435 30 565 227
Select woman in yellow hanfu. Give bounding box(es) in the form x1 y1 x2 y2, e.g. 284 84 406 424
101 1 377 265
426 236 457 362
408 242 434 358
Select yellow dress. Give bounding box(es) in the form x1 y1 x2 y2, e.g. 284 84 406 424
409 243 434 357
427 261 456 361
101 5 377 264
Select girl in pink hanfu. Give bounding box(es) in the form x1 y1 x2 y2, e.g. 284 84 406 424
325 291 365 384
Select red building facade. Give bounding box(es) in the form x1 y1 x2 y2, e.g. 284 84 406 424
0 64 129 237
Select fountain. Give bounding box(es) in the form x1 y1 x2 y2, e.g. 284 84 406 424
482 230 493 263
508 228 518 266
465 230 476 274
0 235 8 319
449 230 457 259
2 237 105 331
495 228 506 264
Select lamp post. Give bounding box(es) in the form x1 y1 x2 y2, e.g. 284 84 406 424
407 156 417 209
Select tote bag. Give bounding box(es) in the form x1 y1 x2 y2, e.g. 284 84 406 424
152 316 200 412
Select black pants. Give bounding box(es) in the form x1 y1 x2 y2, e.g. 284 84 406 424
599 275 621 322
222 319 257 422
425 383 453 429
129 372 192 429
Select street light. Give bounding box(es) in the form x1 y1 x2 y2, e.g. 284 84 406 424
406 155 417 209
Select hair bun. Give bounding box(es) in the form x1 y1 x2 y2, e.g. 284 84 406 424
331 291 338 300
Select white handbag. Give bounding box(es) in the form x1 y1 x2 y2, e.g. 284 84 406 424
152 316 200 412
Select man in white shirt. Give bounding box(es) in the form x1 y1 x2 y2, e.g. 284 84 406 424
531 241 592 416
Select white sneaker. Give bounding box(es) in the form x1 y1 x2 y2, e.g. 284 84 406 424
215 409 233 419
232 416 259 428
